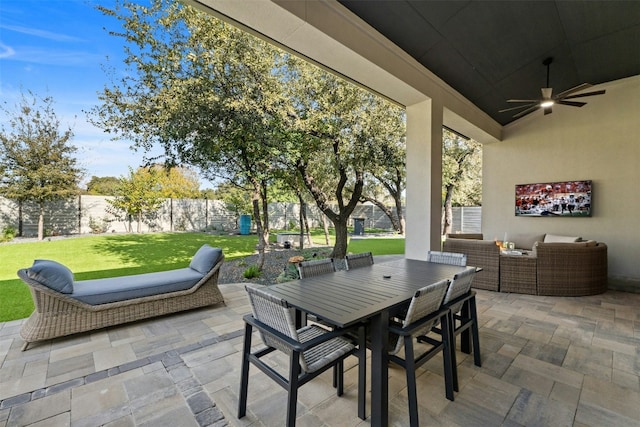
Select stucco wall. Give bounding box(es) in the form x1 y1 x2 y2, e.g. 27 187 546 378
483 75 640 291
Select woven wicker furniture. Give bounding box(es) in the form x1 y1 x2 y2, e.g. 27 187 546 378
387 279 454 426
427 250 467 266
297 258 336 278
345 251 374 269
444 234 608 296
500 253 538 295
443 234 500 291
239 285 365 426
536 242 608 296
18 251 225 350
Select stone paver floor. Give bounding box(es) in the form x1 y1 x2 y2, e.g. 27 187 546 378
1 281 640 426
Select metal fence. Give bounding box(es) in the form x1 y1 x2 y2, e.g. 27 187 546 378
0 195 480 237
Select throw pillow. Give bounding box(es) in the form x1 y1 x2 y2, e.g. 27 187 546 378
26 260 74 293
189 244 222 275
506 233 546 250
544 234 581 243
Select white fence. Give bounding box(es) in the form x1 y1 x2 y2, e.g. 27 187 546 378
0 196 480 237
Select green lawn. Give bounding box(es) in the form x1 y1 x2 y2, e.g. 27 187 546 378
0 231 404 322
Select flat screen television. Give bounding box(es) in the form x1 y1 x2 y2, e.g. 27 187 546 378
515 180 592 217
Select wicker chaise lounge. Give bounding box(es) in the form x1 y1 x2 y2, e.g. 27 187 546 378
18 244 225 350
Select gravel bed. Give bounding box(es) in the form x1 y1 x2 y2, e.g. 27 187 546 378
218 245 338 286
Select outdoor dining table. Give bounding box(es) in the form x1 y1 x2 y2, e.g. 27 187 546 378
263 258 467 427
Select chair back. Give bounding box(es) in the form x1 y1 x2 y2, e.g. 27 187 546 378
245 285 298 353
298 258 335 279
345 252 374 270
443 267 476 314
389 279 449 355
427 250 467 266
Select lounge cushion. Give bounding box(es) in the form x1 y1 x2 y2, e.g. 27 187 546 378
25 260 74 294
189 245 223 275
544 234 581 243
71 268 204 305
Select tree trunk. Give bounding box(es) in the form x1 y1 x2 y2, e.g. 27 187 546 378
395 197 406 235
360 195 401 233
298 195 305 250
321 214 330 245
37 202 44 240
332 216 349 259
137 211 143 233
442 184 454 236
250 179 266 270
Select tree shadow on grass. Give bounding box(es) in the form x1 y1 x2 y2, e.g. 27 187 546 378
88 232 258 274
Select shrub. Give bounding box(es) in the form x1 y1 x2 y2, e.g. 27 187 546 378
1 226 16 243
243 264 261 279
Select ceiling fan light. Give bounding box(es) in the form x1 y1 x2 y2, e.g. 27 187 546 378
540 100 554 108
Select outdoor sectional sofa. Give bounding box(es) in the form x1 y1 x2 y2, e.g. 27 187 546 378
443 233 608 296
17 244 225 350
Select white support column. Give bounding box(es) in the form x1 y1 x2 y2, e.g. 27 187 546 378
405 99 443 260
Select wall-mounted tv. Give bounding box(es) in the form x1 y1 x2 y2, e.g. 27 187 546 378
515 180 592 217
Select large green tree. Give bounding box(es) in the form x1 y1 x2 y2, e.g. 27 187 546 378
442 128 482 235
360 106 406 234
0 92 83 240
91 0 288 268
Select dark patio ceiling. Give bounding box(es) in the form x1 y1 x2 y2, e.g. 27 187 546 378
339 1 640 125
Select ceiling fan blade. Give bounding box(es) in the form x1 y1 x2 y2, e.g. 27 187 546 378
561 89 606 100
499 103 538 113
557 100 587 107
544 106 552 115
554 83 592 99
512 104 540 119
506 99 539 103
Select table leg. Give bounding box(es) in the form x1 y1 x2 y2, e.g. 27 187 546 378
370 310 389 427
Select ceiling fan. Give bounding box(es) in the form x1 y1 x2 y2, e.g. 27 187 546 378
500 57 606 119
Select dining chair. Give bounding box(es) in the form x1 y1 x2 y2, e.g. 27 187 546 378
427 250 467 266
345 252 374 270
387 279 454 427
239 285 366 426
297 257 336 278
430 266 480 392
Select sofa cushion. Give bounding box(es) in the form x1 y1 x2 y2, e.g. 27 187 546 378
189 245 223 275
25 260 74 294
544 234 581 243
506 233 545 250
71 268 205 305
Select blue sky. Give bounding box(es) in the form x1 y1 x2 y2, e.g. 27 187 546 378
0 0 202 187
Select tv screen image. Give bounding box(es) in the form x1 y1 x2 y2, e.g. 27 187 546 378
515 180 592 217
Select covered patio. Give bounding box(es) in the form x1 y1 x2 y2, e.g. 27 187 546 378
2 281 639 426
2 1 639 426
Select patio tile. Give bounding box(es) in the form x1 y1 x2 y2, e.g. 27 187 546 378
6 389 70 426
505 389 576 427
1 284 640 426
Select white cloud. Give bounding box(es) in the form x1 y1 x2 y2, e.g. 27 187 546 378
0 42 15 58
0 24 82 43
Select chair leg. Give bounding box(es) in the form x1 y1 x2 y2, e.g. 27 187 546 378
448 311 460 392
336 361 344 396
287 352 302 427
441 314 455 401
460 301 472 354
403 336 420 427
238 323 252 418
470 297 482 367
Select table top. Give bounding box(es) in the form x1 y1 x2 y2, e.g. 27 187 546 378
264 258 466 328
